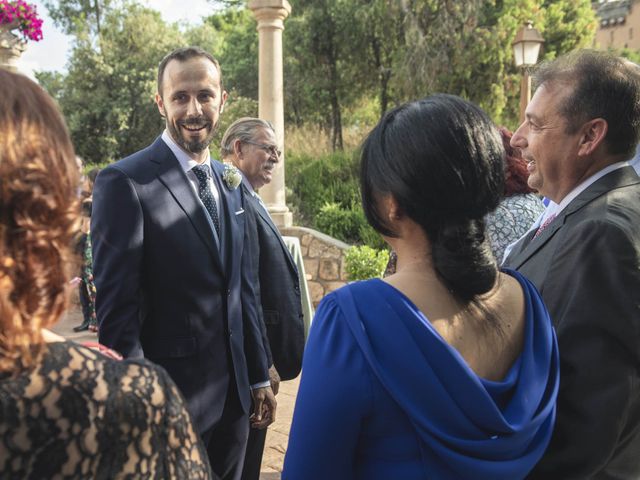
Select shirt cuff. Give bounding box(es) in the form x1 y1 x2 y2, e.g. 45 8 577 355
250 381 271 390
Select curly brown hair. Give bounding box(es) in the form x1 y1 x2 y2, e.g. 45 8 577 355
0 70 80 373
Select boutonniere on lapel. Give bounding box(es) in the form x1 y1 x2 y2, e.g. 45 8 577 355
222 164 242 190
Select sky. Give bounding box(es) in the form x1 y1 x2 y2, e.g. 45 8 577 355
16 0 218 78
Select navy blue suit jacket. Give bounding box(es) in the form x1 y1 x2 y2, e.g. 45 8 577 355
243 183 305 381
91 137 269 433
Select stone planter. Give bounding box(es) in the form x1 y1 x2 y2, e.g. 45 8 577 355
0 22 26 72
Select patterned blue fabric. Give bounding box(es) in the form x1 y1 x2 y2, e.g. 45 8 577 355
283 269 559 480
486 193 545 261
192 164 220 235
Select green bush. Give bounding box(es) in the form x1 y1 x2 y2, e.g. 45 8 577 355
345 246 390 281
314 202 361 244
286 147 389 250
312 201 386 250
357 219 387 250
286 150 359 223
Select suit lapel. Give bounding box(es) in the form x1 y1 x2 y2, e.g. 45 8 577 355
506 217 564 270
246 186 297 272
212 161 244 275
151 138 224 274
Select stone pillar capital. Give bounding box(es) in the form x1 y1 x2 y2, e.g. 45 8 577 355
249 0 291 28
0 26 27 72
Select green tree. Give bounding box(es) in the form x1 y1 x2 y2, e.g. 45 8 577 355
34 70 66 99
39 3 187 164
299 1 346 150
205 8 258 98
354 0 404 116
284 15 327 126
395 0 597 127
38 0 598 162
617 47 640 65
541 0 598 60
43 0 114 37
288 0 372 150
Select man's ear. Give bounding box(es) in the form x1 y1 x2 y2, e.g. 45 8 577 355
578 118 608 156
219 90 228 114
233 138 243 157
155 93 166 118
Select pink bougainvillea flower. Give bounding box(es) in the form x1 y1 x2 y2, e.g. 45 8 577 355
0 0 43 41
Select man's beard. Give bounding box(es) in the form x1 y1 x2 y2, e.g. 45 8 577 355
168 116 218 154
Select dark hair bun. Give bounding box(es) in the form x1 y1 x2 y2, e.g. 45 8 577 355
431 219 497 302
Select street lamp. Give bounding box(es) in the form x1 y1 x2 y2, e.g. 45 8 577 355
512 21 545 123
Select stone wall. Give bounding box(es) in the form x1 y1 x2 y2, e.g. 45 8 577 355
280 226 350 307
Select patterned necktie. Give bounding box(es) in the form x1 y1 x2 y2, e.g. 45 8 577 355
533 213 556 239
192 164 220 236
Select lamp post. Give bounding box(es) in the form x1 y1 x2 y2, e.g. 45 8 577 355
512 21 545 123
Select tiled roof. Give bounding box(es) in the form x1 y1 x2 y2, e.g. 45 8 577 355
594 0 632 24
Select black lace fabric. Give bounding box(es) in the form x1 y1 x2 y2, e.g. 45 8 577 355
0 341 212 479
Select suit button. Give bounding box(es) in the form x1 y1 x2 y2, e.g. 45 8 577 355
227 289 231 296
229 329 233 337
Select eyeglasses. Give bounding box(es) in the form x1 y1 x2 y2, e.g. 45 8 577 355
243 140 281 158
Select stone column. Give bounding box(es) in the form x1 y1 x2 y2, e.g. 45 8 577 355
519 70 531 124
0 25 26 72
249 0 292 227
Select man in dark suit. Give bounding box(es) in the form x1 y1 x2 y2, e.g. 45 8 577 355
221 117 305 480
503 50 640 479
91 47 275 480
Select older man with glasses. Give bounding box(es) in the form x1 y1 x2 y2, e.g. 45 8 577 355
221 117 305 480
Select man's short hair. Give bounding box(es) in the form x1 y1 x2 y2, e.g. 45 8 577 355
220 117 276 158
533 49 640 158
157 46 223 97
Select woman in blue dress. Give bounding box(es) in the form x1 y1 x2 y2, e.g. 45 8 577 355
283 95 559 479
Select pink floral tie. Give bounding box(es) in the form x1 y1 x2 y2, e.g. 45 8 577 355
533 213 557 239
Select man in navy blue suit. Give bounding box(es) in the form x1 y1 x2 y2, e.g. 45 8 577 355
221 117 305 480
91 47 275 480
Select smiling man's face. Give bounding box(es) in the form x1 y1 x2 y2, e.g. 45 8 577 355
156 56 227 161
510 82 585 202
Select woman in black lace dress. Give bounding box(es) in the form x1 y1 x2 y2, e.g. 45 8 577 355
0 69 211 479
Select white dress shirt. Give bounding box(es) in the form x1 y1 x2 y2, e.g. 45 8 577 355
161 130 221 217
630 143 640 175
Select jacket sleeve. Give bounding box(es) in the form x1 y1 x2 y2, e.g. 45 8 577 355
528 219 640 478
91 166 145 358
282 295 373 480
240 188 272 384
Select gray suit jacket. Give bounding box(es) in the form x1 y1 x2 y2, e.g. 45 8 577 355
243 182 305 381
504 166 640 479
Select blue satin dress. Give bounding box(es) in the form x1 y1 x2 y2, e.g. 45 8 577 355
282 269 559 479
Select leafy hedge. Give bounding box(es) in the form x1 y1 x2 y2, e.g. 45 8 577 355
345 246 390 281
286 149 385 250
